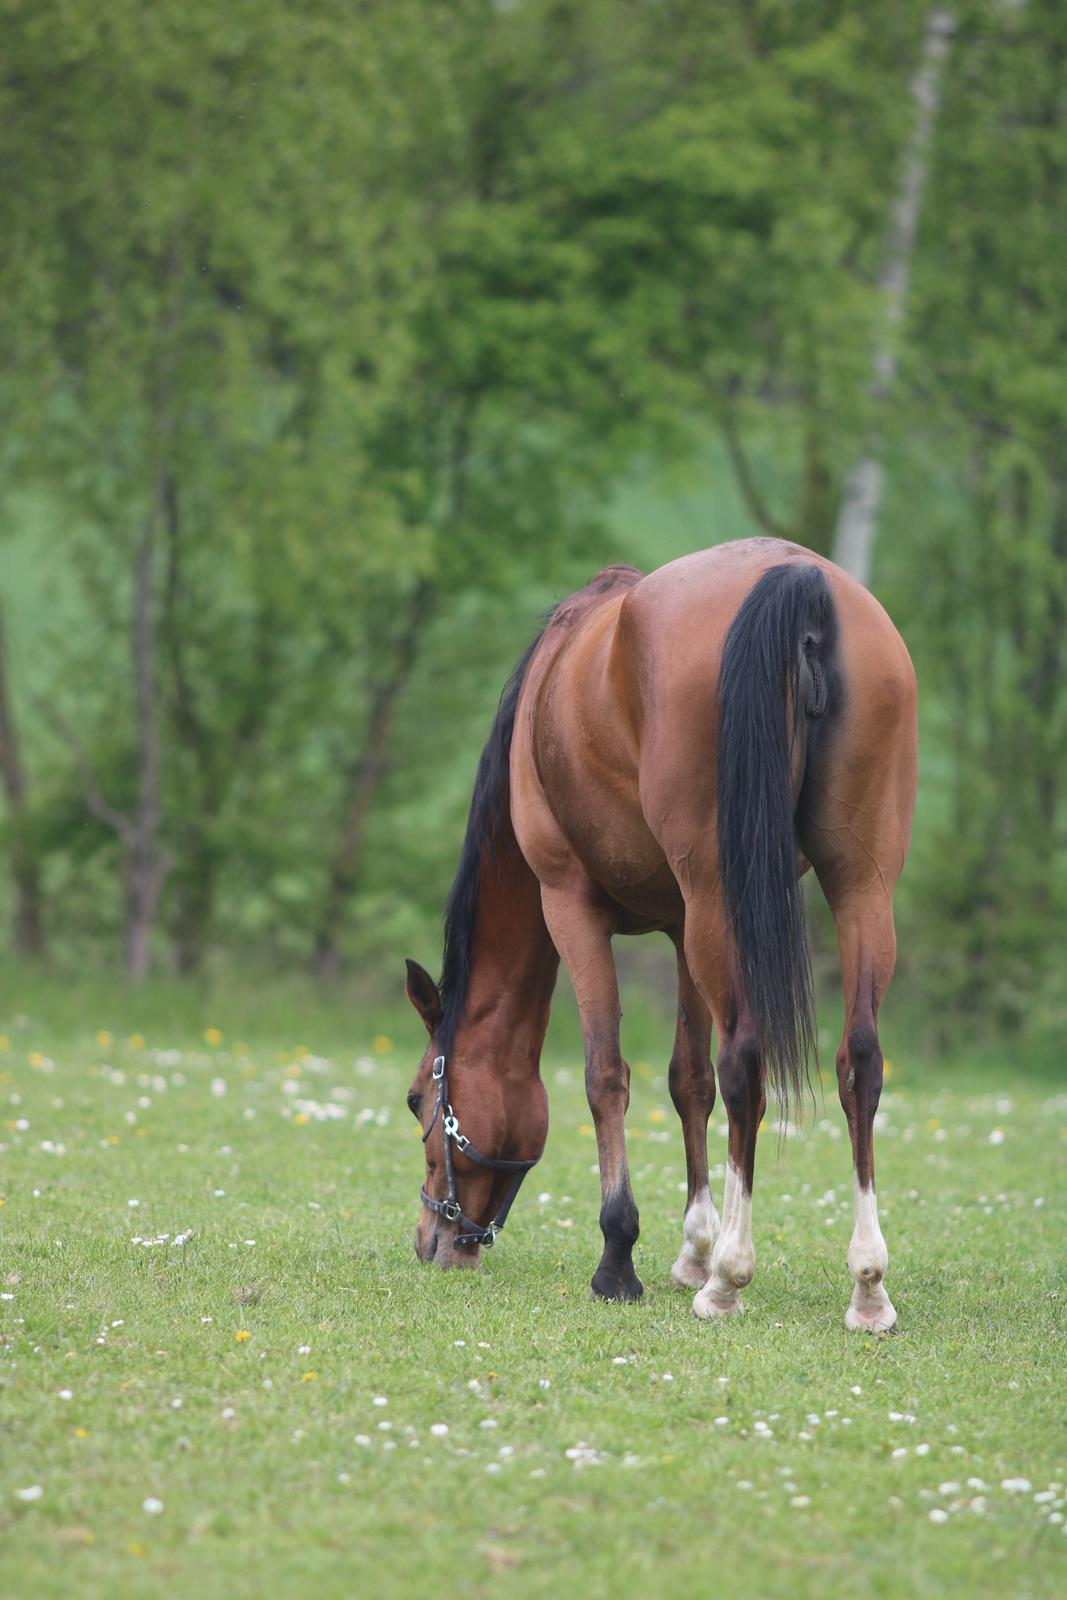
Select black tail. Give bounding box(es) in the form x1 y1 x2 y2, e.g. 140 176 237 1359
716 562 836 1118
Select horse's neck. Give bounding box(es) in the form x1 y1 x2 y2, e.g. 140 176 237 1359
456 821 559 1076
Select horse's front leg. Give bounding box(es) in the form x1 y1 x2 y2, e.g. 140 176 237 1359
541 881 642 1302
681 887 764 1319
667 936 720 1289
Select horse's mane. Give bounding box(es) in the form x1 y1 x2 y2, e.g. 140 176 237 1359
435 628 547 1057
435 567 643 1056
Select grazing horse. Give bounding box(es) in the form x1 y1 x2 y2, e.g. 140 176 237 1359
405 539 917 1330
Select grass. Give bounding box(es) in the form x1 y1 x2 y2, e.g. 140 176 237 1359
2 974 1065 1600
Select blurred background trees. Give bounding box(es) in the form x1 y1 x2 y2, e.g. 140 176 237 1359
0 0 1063 1054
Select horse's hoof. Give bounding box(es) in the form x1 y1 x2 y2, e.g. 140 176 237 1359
692 1286 743 1320
590 1269 644 1303
844 1295 897 1334
670 1253 711 1290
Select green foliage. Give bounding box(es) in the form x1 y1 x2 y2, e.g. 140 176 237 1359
0 0 1063 1045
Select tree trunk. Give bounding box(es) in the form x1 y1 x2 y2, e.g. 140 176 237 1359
0 601 46 957
124 519 169 979
314 581 433 977
832 8 955 584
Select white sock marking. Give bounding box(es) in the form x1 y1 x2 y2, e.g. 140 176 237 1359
692 1161 754 1318
844 1178 896 1332
671 1185 720 1288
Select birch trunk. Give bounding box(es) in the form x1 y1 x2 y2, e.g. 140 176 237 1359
832 9 955 585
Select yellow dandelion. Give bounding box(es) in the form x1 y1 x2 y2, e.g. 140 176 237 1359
95 1031 112 1049
106 1134 119 1146
0 1197 5 1208
29 1051 46 1067
203 1027 223 1047
74 1427 90 1439
883 1059 894 1080
233 1042 249 1057
648 1108 667 1124
127 1541 145 1558
135 1128 147 1139
294 1113 309 1126
276 1050 290 1065
926 1117 940 1132
0 1034 10 1051
128 1033 145 1050
578 1124 594 1137
294 1045 309 1060
372 1034 392 1054
235 1329 251 1343
300 1371 318 1382
285 1064 302 1079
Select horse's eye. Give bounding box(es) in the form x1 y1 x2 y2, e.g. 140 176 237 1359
407 1091 422 1119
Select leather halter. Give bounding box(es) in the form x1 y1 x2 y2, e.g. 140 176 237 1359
419 1055 541 1248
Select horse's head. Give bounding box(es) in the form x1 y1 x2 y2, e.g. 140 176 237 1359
404 958 547 1269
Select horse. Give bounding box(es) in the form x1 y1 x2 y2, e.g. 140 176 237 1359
405 538 917 1330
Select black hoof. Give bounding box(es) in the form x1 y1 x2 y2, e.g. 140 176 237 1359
590 1266 644 1302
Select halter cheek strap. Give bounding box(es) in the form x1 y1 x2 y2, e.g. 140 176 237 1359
419 1055 540 1247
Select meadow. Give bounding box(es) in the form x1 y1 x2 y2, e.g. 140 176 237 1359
2 969 1065 1600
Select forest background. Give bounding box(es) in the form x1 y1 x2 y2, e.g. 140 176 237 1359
1 0 1064 1062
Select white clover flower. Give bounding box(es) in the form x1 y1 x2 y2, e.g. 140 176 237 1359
1002 1478 1031 1493
430 1423 449 1437
929 1509 949 1524
16 1485 44 1503
142 1497 164 1515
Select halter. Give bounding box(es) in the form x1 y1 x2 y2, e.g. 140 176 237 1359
419 1054 541 1248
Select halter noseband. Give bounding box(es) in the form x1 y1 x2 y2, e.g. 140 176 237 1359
419 1054 540 1248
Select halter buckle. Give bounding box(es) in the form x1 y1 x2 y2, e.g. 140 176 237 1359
441 1199 461 1222
432 1055 446 1080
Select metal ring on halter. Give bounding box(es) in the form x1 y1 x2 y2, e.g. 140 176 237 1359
418 1053 541 1248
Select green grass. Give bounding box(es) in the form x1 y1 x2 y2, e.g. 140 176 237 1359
2 975 1065 1600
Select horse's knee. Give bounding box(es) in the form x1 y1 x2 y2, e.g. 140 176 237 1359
717 1031 762 1122
668 1053 715 1119
838 1019 883 1114
586 1053 630 1114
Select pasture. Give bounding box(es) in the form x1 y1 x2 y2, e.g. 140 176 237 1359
2 972 1065 1599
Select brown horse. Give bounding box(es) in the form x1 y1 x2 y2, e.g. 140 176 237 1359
405 538 917 1330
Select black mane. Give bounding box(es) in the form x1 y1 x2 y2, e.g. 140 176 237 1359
435 628 547 1056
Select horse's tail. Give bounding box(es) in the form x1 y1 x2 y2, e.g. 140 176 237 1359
716 561 836 1119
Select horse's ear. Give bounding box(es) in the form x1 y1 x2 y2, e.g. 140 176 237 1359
405 958 442 1035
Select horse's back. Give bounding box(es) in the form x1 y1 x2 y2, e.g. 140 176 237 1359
515 538 916 919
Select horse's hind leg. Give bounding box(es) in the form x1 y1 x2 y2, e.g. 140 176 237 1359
825 882 899 1332
667 936 720 1288
540 879 643 1302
